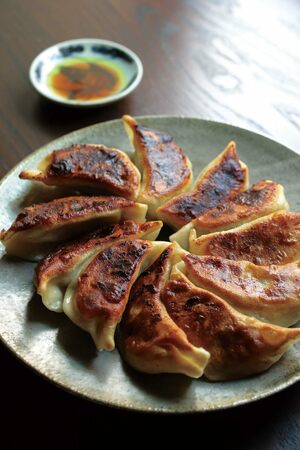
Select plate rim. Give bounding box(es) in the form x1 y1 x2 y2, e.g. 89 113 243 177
1 115 300 413
1 329 299 414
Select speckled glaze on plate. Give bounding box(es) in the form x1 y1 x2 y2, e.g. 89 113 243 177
0 117 299 413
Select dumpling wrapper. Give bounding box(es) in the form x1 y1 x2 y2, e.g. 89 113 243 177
63 239 170 351
171 180 289 250
0 196 147 261
19 144 141 200
162 269 300 380
158 141 249 231
36 220 162 313
119 244 210 378
180 254 300 327
123 115 193 218
189 210 300 265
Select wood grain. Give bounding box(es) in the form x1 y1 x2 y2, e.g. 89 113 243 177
1 0 300 178
0 0 299 448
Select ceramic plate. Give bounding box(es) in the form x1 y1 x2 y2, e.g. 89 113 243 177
0 117 299 413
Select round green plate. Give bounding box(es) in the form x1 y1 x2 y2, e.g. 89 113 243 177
0 116 299 413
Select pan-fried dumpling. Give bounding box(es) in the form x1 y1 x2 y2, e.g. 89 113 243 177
63 239 169 351
180 254 300 327
36 220 162 313
158 141 249 230
119 244 210 378
162 270 300 380
189 211 300 265
123 115 193 218
0 196 147 261
19 144 141 200
171 180 289 250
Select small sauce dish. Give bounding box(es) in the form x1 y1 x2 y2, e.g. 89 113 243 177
29 38 143 107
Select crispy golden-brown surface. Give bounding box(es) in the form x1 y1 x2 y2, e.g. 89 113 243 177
76 240 151 320
19 144 140 200
0 195 148 260
192 180 288 233
35 220 162 312
190 211 300 265
162 271 300 380
36 221 161 286
120 245 209 377
170 180 288 250
36 222 136 286
63 239 169 350
123 115 193 216
3 196 134 234
122 246 174 341
183 254 300 326
158 141 248 229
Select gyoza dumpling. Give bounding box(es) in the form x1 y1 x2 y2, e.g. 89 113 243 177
119 244 210 378
158 141 249 230
162 269 300 380
123 115 193 218
36 220 162 313
189 211 300 265
0 196 147 261
19 144 141 200
171 180 289 250
63 239 169 351
180 254 300 327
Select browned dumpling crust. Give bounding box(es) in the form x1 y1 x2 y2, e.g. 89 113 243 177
19 144 141 200
162 271 300 380
182 254 300 327
190 211 300 265
76 240 151 319
63 239 169 350
0 196 147 260
123 115 193 217
5 196 138 233
192 180 288 231
36 220 162 312
36 221 161 287
158 141 249 229
120 244 209 378
170 180 289 249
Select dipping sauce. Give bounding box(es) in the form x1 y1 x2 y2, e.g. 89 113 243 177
47 58 124 101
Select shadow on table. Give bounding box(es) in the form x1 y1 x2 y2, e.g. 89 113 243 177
30 95 133 137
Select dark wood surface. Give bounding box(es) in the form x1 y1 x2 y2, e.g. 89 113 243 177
1 0 300 448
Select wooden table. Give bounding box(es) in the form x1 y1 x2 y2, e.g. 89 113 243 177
1 0 299 448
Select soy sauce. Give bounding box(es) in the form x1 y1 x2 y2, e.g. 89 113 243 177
47 58 122 101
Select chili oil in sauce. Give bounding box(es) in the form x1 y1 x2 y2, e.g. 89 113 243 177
47 58 124 101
